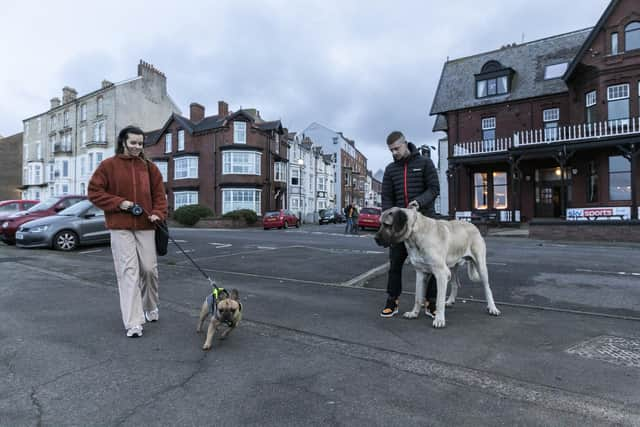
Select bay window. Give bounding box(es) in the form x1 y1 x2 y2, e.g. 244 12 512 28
222 151 261 175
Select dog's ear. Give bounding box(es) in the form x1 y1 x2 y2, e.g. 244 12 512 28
393 209 407 234
230 289 239 301
382 208 395 226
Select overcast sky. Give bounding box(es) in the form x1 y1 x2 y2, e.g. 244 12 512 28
1 0 610 174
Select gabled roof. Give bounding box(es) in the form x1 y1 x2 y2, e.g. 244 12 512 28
430 28 590 115
563 0 619 81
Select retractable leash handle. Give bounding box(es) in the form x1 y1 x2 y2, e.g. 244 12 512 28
141 207 221 291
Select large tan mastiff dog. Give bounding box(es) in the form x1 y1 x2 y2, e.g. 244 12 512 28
374 207 500 328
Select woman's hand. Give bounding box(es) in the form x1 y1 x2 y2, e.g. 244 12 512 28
119 200 134 211
148 214 160 223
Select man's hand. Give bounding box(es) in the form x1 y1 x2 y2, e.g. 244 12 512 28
119 200 133 211
407 200 420 210
148 214 160 223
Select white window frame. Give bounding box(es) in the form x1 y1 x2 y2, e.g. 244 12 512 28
62 160 69 177
586 91 597 107
80 156 86 177
36 142 41 159
97 96 103 115
154 161 168 182
290 197 300 209
222 188 261 215
274 162 285 182
165 133 172 153
64 111 69 126
608 84 629 101
81 127 86 146
178 129 185 151
481 117 496 130
543 108 559 122
318 176 327 192
81 103 87 121
291 168 300 186
234 121 247 144
222 150 261 175
174 156 198 179
174 191 199 209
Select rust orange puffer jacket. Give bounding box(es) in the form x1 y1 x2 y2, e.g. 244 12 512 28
88 154 168 230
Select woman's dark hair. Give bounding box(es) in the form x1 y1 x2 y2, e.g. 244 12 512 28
116 125 145 154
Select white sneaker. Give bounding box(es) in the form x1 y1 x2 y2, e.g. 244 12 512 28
126 325 143 337
144 309 159 322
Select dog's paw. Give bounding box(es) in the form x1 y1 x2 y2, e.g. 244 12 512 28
445 300 455 307
202 344 212 351
487 306 501 316
402 311 419 319
432 316 446 328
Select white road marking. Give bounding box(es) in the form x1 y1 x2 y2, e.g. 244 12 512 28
576 268 640 276
208 243 232 248
257 246 277 250
79 249 102 254
488 262 508 266
171 239 187 243
176 249 195 254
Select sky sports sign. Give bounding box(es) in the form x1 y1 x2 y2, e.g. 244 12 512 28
566 206 631 221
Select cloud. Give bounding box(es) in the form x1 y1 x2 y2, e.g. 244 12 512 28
0 0 610 172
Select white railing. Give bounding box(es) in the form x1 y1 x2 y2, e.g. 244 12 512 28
452 137 512 156
453 117 640 156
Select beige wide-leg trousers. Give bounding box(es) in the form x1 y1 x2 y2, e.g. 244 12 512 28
110 229 159 330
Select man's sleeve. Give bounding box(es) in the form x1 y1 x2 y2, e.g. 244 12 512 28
381 167 395 211
87 163 125 213
149 163 168 220
415 158 440 209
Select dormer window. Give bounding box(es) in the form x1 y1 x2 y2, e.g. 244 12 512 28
475 61 513 98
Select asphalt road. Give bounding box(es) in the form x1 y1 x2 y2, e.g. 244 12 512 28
1 223 640 426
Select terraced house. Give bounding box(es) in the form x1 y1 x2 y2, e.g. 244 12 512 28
431 0 640 224
144 101 289 215
20 61 180 200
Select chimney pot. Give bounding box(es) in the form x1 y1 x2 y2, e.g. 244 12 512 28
50 97 61 109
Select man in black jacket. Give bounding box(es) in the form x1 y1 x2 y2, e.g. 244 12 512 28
380 131 440 317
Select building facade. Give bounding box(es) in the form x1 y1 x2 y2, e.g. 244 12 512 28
144 101 289 216
20 60 180 201
431 0 640 222
301 122 368 211
0 133 23 200
288 134 337 223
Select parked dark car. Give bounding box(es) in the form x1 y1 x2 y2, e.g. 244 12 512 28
319 208 345 224
16 200 109 251
0 199 39 222
357 207 382 230
0 195 86 245
263 209 300 229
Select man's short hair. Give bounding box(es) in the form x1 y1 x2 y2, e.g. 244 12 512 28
386 131 405 146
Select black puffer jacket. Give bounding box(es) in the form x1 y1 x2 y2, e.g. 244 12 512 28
381 143 440 217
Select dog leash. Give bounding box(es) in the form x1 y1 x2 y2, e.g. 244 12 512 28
140 207 223 293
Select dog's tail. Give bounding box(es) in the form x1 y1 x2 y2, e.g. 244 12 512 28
467 260 481 282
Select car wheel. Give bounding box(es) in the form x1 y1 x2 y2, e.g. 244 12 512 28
295 220 300 228
264 227 269 230
284 221 289 229
54 230 78 251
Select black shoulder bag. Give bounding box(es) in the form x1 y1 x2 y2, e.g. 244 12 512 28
147 162 169 256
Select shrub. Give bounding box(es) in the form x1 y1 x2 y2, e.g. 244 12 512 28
222 209 258 225
173 204 214 226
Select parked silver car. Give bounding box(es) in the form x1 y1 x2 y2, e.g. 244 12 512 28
16 200 110 251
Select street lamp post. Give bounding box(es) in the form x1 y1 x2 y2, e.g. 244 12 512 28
297 158 305 224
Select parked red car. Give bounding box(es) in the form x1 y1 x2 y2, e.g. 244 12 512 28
1 195 86 245
357 207 382 231
263 209 300 230
0 199 39 222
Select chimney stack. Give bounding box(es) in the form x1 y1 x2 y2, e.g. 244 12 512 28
62 87 77 104
218 100 229 117
190 102 205 122
101 80 113 88
50 97 61 109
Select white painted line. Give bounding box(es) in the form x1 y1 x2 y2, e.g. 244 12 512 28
79 249 102 254
257 246 277 250
171 239 187 243
576 268 640 276
208 243 232 248
176 249 195 254
365 250 384 254
488 262 508 266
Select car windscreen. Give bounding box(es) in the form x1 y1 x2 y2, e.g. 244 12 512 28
322 210 335 216
58 200 93 216
264 211 281 217
360 208 380 215
26 197 60 212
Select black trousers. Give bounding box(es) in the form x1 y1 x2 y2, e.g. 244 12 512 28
386 243 437 300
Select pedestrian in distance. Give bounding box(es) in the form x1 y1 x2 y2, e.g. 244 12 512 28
88 125 168 337
380 131 440 318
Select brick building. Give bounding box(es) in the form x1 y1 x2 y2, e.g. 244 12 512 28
431 0 640 223
144 101 289 215
0 133 23 200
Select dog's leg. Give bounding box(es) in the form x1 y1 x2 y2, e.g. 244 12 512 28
219 324 235 340
402 270 425 319
203 318 220 351
473 242 501 316
196 300 209 333
431 266 451 328
446 266 460 307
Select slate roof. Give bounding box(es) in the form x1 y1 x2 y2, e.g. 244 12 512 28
429 28 591 115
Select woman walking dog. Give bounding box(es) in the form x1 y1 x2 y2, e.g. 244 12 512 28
88 125 168 338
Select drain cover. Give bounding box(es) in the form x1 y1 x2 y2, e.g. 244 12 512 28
567 335 640 368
